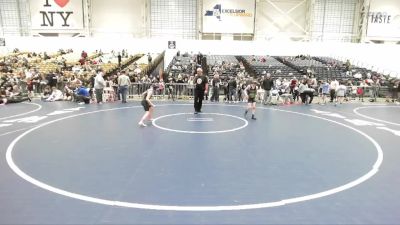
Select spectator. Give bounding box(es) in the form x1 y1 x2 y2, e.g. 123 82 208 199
345 59 351 71
210 73 221 102
0 87 7 105
289 76 298 101
298 80 308 104
118 53 122 68
44 87 63 102
74 85 91 104
262 73 274 105
227 76 237 103
63 85 74 101
357 80 366 102
94 69 106 104
41 86 52 101
118 71 131 103
336 82 347 105
329 79 339 103
319 80 330 105
4 85 31 103
166 77 175 101
370 78 380 102
81 50 88 59
46 71 58 88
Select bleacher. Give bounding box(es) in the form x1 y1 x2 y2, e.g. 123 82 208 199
278 56 340 80
165 54 380 82
242 55 302 78
167 54 195 78
312 56 375 81
206 55 242 80
207 55 238 65
135 53 159 70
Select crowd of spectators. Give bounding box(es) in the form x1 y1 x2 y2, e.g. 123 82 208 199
0 48 158 105
1 50 399 106
248 72 400 105
164 53 399 105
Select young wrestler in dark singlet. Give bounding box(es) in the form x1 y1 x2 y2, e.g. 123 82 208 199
138 84 157 127
244 81 257 120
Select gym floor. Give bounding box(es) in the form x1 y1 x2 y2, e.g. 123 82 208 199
0 101 399 225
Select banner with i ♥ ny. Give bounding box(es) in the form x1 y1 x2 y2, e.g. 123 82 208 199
29 0 84 30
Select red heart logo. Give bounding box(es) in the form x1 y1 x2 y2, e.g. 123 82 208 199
54 0 69 8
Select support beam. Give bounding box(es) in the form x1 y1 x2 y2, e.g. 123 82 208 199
16 0 24 36
357 0 371 43
197 0 202 40
304 0 314 41
85 0 91 37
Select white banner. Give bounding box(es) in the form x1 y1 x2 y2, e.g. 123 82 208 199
367 0 400 38
202 0 255 33
29 0 84 30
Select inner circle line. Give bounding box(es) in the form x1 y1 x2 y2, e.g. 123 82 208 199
152 112 248 134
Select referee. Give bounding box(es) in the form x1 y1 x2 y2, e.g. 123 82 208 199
194 68 208 114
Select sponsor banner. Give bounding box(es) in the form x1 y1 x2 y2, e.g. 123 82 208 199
367 0 400 38
202 0 255 33
29 0 84 30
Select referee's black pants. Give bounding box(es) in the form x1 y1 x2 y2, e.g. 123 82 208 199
194 90 205 112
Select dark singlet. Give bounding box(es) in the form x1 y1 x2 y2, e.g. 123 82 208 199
141 89 152 111
142 88 153 100
143 91 148 100
248 86 257 99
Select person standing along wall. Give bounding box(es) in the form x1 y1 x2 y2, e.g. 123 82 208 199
319 80 330 105
117 53 122 68
94 69 106 104
210 73 221 102
118 71 131 103
370 78 380 102
336 82 347 105
357 80 367 102
262 73 274 105
329 79 339 103
227 76 237 103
